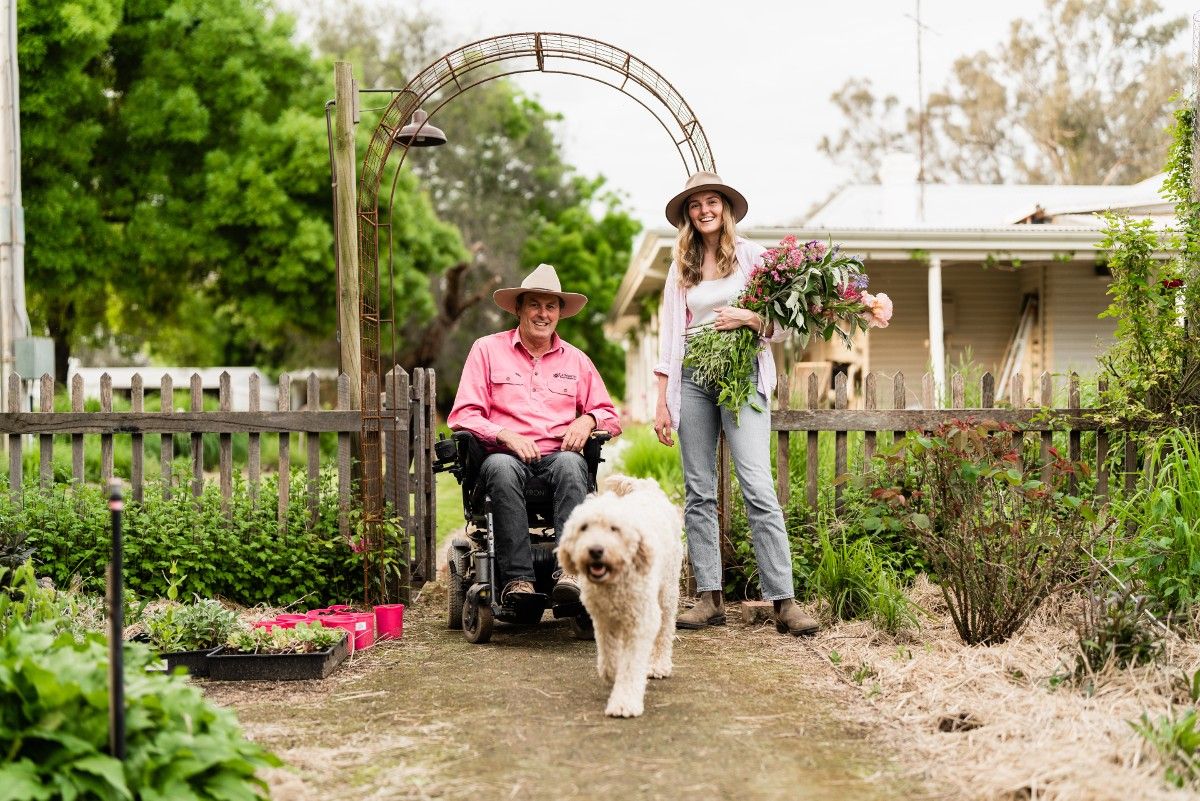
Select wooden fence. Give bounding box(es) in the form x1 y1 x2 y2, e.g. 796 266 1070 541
0 367 438 586
717 369 1130 528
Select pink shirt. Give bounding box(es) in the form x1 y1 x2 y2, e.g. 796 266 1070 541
448 329 622 456
653 237 788 430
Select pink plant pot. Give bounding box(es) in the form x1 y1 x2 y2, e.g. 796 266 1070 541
374 604 405 640
274 619 298 629
327 604 352 613
305 608 333 618
350 613 375 651
317 615 357 654
276 614 311 624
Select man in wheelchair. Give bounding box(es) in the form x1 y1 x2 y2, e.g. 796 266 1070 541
445 264 621 636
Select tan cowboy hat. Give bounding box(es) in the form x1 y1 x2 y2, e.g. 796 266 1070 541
493 263 588 318
664 170 749 228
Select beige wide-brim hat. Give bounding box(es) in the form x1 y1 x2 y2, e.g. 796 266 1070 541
492 263 588 318
664 170 749 228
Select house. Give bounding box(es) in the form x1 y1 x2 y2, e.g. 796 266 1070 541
606 156 1175 420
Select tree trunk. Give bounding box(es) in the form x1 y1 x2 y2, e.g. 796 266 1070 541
398 244 498 369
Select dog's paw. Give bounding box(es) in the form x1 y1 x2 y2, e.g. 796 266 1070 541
604 698 644 718
648 661 672 679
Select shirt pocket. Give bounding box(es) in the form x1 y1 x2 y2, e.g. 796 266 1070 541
489 369 526 401
546 376 578 400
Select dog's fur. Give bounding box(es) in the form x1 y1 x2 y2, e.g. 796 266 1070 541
557 475 683 717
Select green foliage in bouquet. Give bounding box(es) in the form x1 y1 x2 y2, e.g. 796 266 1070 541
684 237 891 417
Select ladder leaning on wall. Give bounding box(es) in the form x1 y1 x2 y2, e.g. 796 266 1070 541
997 294 1038 402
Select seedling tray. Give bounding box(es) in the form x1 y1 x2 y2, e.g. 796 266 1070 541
163 648 218 677
207 634 349 681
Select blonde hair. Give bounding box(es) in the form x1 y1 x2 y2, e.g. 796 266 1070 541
673 197 738 289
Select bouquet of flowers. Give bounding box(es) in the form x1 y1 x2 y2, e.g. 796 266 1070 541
683 236 892 416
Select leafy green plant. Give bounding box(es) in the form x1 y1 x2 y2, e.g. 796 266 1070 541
225 620 343 655
612 424 684 503
867 419 1105 645
1072 585 1163 680
1133 708 1200 789
0 620 279 799
1095 103 1200 434
147 598 241 654
810 529 920 635
1115 429 1200 618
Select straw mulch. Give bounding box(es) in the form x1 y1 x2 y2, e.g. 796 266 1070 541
770 576 1200 801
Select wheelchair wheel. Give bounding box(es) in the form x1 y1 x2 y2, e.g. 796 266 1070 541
462 596 494 644
447 557 465 630
570 612 594 641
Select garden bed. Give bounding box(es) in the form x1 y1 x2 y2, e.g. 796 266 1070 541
207 632 350 682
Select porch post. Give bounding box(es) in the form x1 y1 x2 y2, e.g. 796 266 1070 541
927 254 945 405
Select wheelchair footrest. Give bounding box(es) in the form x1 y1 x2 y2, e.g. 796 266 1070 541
502 592 548 613
551 601 585 619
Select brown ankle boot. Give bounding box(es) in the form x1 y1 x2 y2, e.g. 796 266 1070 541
677 592 726 630
774 600 819 636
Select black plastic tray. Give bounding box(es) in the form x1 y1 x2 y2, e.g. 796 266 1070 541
206 634 349 681
163 648 217 677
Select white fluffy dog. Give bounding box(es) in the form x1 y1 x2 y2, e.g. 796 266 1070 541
557 475 682 718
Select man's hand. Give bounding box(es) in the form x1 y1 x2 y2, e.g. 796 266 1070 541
497 428 540 463
560 414 596 453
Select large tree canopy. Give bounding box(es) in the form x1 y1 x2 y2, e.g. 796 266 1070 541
820 0 1188 185
19 0 467 377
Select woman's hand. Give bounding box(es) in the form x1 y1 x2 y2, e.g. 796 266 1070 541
713 306 762 333
653 404 674 447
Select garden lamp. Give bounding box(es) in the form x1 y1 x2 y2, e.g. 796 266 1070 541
395 109 446 147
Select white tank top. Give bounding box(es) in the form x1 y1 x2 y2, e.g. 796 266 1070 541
686 271 743 329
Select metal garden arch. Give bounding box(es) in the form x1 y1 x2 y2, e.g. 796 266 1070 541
355 33 715 595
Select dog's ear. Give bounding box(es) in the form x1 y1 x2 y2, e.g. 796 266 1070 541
632 530 652 574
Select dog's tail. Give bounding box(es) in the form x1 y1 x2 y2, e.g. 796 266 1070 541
603 474 658 497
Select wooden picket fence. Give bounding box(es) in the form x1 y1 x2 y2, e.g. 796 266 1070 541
0 368 438 584
716 368 1130 527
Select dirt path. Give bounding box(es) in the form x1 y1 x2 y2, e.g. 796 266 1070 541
204 588 927 801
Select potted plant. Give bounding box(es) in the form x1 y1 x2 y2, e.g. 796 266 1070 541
147 598 240 677
208 620 349 681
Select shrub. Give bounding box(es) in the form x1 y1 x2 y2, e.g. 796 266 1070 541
1134 707 1200 790
613 425 684 503
20 469 363 607
867 419 1104 645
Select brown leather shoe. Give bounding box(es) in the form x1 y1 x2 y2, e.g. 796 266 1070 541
550 571 581 605
501 579 535 604
774 600 819 636
676 592 726 630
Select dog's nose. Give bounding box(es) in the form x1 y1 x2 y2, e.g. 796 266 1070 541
589 546 604 560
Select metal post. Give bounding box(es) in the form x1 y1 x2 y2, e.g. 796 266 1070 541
106 480 125 761
0 0 29 411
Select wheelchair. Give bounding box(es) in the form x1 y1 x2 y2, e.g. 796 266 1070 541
433 430 610 644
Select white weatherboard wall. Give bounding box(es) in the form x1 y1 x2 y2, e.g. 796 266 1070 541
1045 262 1116 377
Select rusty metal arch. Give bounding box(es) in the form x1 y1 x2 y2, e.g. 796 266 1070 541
356 33 715 595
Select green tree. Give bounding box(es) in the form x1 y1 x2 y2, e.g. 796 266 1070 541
19 0 467 377
820 0 1187 185
521 183 642 396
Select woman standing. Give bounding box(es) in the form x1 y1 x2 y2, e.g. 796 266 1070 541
653 171 817 636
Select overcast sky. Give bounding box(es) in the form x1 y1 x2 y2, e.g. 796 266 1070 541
357 1 1200 230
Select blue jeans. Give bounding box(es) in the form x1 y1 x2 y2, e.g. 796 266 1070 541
478 451 589 586
678 368 794 600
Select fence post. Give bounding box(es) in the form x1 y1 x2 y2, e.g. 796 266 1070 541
306 373 320 529
384 365 410 600
248 374 260 506
277 373 291 535
101 373 113 484
8 373 19 497
775 371 790 510
39 374 52 491
190 374 203 499
1068 373 1081 495
130 374 143 503
159 375 172 499
834 372 847 511
219 372 232 518
863 372 877 464
337 373 351 542
1096 377 1109 501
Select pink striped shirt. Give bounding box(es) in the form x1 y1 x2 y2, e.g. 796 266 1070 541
448 329 622 455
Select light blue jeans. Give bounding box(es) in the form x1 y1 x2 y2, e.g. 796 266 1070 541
678 367 795 601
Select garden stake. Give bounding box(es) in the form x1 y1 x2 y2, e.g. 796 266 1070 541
107 479 126 760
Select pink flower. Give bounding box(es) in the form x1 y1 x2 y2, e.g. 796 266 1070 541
860 292 893 328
